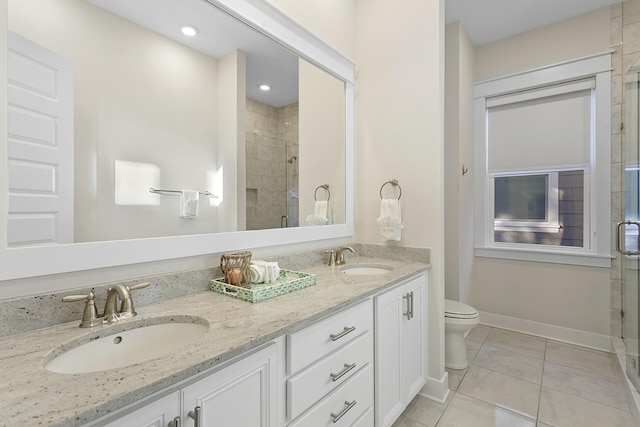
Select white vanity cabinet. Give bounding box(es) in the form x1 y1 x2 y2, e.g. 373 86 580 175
285 299 374 426
374 273 427 427
181 343 278 427
100 343 277 427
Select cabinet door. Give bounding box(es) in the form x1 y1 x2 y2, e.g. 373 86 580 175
102 391 180 427
374 273 428 427
374 284 406 427
182 344 277 427
404 275 427 401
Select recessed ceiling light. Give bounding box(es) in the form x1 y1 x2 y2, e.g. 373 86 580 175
180 25 198 37
260 84 271 91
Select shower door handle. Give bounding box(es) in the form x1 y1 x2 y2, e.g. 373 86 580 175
616 221 640 255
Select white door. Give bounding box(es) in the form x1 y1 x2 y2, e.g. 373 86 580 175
7 31 73 247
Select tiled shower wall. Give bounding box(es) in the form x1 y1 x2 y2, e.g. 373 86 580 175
610 0 640 337
245 99 299 230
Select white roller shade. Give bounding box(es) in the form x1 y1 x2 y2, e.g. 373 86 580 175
486 79 594 173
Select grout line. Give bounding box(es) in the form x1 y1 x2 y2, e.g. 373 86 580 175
535 338 548 424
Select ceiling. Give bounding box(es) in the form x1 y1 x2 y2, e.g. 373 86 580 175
446 0 623 46
88 0 299 107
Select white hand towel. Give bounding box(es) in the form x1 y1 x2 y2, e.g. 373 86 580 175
377 198 403 241
180 190 199 219
306 201 329 225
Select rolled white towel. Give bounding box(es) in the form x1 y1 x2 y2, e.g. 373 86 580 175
250 260 280 284
249 264 265 284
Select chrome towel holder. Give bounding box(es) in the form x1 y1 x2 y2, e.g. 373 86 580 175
314 184 330 202
149 188 217 198
380 179 402 200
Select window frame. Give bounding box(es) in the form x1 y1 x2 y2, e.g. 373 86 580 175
492 171 560 234
474 53 611 267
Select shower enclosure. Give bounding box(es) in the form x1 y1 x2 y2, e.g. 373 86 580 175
245 99 299 230
622 58 640 392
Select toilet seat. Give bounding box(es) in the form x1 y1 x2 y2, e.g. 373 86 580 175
445 299 479 319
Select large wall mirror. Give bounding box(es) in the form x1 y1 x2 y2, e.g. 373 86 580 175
0 0 354 280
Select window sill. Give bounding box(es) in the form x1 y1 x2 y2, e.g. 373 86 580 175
475 246 612 268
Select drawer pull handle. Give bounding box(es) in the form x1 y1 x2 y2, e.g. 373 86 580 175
330 326 356 341
168 416 181 427
330 400 356 423
330 362 356 382
188 406 201 427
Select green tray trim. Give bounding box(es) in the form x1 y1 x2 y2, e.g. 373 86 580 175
210 269 316 303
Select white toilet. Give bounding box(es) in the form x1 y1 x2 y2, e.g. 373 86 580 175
444 299 480 369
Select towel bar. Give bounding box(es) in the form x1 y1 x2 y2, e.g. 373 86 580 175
314 184 330 201
149 188 217 198
379 179 402 200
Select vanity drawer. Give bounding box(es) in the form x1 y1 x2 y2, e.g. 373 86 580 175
352 406 374 427
288 363 373 427
287 299 373 374
287 331 373 420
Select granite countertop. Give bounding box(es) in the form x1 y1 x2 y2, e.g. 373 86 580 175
0 256 428 426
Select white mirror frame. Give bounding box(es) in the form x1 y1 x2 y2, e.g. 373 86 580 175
0 0 355 280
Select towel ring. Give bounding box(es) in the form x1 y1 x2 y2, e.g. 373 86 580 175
314 184 330 202
379 179 402 200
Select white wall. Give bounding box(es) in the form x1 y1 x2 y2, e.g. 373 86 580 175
454 8 613 347
9 0 220 242
475 8 611 82
216 50 246 232
299 59 346 224
355 0 446 400
444 22 474 303
266 0 356 60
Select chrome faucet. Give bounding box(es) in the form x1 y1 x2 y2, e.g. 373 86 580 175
103 283 149 323
335 246 355 265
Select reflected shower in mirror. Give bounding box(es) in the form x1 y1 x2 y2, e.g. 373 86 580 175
7 0 346 247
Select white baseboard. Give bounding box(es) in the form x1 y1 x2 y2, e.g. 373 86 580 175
419 373 450 404
479 311 612 352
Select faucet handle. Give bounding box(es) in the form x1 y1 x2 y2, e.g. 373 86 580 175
325 250 336 266
127 282 150 292
62 289 101 328
119 282 149 317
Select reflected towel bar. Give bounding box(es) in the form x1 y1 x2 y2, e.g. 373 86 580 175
149 188 217 198
314 184 330 201
379 179 402 200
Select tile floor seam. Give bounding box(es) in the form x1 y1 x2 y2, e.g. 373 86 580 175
468 359 543 387
534 338 548 423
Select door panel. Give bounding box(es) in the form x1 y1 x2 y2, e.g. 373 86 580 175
7 31 74 246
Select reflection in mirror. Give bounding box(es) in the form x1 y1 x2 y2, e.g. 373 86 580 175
7 0 346 247
625 58 640 252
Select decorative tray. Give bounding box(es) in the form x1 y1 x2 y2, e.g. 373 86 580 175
210 269 316 303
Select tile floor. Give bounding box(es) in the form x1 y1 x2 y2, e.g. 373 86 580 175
394 325 640 427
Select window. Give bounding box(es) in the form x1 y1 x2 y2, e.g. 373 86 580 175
474 54 611 267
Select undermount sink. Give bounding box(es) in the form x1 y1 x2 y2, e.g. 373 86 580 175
340 264 394 275
44 316 209 374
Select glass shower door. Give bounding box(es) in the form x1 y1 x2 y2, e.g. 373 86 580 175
622 61 640 391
